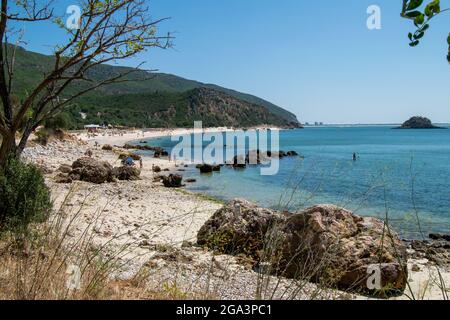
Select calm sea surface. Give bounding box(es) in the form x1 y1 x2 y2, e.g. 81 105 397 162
140 126 450 238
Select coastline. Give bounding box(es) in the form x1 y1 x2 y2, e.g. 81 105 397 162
18 128 450 300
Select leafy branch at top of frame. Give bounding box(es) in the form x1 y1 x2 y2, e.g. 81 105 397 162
401 0 450 62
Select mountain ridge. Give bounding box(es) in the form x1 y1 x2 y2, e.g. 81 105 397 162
11 46 301 128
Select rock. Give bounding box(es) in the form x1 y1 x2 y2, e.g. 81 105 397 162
197 201 408 296
70 157 114 184
197 164 214 174
112 166 141 181
84 149 93 157
186 178 197 183
406 239 450 267
231 155 246 168
396 116 445 129
102 144 113 151
270 205 408 296
58 164 72 174
162 174 183 188
152 165 162 173
36 163 53 174
411 264 421 272
197 199 286 259
287 151 299 156
55 172 72 184
429 233 450 242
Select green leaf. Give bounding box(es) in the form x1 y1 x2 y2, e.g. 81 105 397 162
414 14 425 25
414 32 425 40
447 33 450 45
408 32 413 41
405 10 422 17
407 0 423 11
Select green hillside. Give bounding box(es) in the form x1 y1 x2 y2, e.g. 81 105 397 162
11 46 301 128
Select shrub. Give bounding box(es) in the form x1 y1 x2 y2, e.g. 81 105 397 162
0 158 52 232
44 113 72 130
35 130 50 146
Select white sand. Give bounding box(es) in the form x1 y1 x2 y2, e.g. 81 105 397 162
20 129 449 300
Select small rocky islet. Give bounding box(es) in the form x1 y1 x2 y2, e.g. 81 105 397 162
395 116 445 129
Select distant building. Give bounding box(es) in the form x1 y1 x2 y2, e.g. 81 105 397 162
84 124 102 133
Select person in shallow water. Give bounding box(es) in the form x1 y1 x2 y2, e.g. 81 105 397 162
353 153 357 161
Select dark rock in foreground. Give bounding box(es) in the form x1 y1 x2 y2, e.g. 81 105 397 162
395 116 445 129
162 174 183 188
197 199 408 296
405 236 450 267
429 233 450 242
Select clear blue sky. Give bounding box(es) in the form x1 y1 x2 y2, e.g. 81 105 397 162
14 0 450 124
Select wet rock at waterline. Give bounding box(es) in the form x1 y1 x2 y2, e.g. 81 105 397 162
197 164 221 173
162 174 183 188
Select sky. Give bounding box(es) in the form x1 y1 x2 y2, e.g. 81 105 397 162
12 0 450 124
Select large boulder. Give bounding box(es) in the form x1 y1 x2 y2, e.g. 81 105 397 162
112 166 141 181
70 157 114 184
197 200 408 296
197 199 286 259
162 174 183 188
269 205 408 296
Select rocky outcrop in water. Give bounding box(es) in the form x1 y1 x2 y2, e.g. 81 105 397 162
197 199 408 296
396 117 444 129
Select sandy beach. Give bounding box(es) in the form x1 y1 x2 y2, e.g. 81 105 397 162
17 128 449 300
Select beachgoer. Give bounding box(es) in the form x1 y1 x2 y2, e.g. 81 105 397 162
353 153 357 161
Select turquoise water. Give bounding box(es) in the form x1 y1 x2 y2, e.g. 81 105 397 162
143 126 450 238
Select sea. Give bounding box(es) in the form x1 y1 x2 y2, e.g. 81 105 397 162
136 125 450 239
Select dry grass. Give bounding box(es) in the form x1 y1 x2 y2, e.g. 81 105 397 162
0 187 195 300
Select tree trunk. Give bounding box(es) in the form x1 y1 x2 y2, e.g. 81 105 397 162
16 124 35 156
0 133 17 169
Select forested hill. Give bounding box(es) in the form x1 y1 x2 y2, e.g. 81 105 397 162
12 46 301 129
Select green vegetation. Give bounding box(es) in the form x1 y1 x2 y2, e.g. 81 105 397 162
11 46 300 129
401 0 450 62
0 158 52 232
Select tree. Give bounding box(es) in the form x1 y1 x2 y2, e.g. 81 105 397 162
401 0 450 62
0 0 171 168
